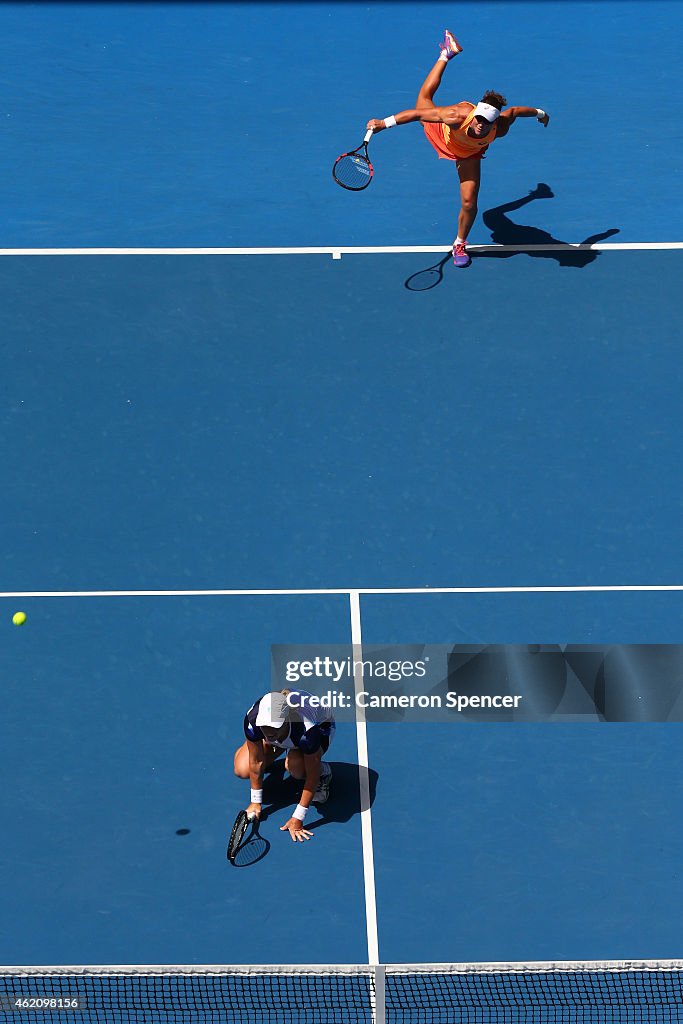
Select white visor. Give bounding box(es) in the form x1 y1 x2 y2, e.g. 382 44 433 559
255 692 289 728
472 102 500 123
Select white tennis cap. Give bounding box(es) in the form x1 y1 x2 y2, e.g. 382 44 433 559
472 102 500 123
255 691 290 728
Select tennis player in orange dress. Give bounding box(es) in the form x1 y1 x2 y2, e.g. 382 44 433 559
366 30 550 268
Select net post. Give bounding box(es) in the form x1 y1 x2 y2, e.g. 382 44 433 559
373 964 386 1024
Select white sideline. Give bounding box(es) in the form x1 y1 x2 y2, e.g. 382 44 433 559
3 957 683 972
1 585 683 598
0 243 681 257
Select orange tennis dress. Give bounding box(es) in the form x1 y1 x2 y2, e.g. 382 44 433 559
423 105 498 161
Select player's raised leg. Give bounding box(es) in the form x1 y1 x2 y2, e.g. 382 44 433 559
416 29 462 109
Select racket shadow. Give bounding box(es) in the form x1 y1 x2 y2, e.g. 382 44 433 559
404 254 451 292
231 822 270 868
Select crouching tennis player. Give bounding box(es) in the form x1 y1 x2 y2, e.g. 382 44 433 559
233 689 334 842
366 30 550 268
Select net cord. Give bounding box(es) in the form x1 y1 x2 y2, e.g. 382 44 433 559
2 960 683 978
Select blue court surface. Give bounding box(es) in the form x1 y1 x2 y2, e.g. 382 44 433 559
2 0 683 1003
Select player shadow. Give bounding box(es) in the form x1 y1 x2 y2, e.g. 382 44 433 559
404 184 620 288
260 759 379 834
475 183 620 266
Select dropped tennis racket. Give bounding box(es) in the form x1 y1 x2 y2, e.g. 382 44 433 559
332 129 374 191
227 809 255 863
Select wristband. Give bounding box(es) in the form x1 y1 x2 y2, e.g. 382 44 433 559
383 115 397 128
536 108 547 121
250 788 263 804
292 804 308 822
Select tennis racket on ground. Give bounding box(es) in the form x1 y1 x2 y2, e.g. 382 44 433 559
332 129 374 191
227 809 254 862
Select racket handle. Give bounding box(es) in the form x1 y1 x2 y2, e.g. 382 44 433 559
364 128 374 143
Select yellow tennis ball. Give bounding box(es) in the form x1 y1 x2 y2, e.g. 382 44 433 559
12 611 27 626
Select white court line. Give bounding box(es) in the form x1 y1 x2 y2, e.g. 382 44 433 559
1 585 683 598
0 243 682 256
349 591 380 968
2 958 682 972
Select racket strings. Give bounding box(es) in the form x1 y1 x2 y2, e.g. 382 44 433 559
333 154 373 190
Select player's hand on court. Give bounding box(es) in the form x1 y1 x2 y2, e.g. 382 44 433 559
366 119 385 133
281 817 314 842
538 111 550 127
246 803 262 820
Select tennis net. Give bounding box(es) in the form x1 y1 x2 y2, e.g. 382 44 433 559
1 960 682 1023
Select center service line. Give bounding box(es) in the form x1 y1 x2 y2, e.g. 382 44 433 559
349 590 380 970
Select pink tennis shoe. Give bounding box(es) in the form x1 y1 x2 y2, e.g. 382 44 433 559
452 242 471 268
439 30 463 60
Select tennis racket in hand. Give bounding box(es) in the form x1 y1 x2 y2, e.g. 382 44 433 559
332 129 374 191
227 809 256 863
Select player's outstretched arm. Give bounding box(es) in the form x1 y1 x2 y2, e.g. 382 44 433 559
366 104 466 133
501 106 550 127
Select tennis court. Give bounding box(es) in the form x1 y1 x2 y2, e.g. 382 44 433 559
2 1 683 1021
